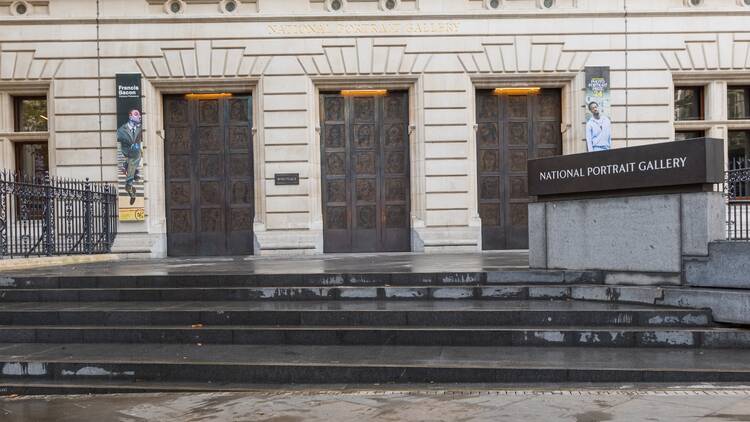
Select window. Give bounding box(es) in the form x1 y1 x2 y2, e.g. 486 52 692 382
14 96 48 132
9 94 50 177
10 1 32 16
674 86 704 121
327 0 343 11
14 142 49 180
729 130 749 198
675 130 705 141
0 91 50 187
728 86 750 120
729 130 750 164
10 95 49 220
13 142 48 219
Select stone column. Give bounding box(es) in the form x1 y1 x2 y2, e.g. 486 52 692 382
0 94 13 170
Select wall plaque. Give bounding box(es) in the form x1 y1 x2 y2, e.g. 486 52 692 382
275 173 300 185
528 138 725 198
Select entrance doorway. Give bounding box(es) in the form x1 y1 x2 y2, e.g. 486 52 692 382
475 89 562 250
163 94 254 256
319 91 411 253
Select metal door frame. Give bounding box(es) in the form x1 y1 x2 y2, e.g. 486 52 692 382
470 76 576 251
319 91 411 252
149 79 261 257
162 92 255 256
311 77 420 253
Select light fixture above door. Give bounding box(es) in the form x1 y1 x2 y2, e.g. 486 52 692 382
184 93 233 100
493 87 541 96
340 89 388 97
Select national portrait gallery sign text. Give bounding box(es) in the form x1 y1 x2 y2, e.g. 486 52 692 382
267 21 460 35
539 157 689 182
528 138 725 197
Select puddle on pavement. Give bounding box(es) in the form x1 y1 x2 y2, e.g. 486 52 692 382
574 410 613 422
711 415 750 421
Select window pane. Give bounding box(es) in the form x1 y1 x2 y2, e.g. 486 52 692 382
674 87 703 121
15 142 49 180
729 130 750 165
728 86 750 120
14 97 48 132
14 142 49 220
728 130 750 198
675 130 705 141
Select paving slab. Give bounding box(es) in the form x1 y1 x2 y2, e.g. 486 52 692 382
4 388 750 422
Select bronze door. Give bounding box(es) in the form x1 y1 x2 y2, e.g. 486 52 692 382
476 89 561 250
164 95 254 256
320 92 410 253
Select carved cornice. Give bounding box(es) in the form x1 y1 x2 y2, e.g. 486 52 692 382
145 0 226 4
0 1 48 5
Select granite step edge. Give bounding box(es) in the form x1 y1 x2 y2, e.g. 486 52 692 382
0 325 746 348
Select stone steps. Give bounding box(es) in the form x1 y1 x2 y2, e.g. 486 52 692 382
3 344 750 386
0 379 215 395
0 325 745 348
0 300 712 328
0 271 600 289
0 284 658 302
1 269 747 392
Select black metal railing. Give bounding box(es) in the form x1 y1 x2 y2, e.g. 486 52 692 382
723 159 750 241
0 171 118 258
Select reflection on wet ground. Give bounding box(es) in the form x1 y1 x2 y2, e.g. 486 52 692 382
2 387 750 422
1 251 529 277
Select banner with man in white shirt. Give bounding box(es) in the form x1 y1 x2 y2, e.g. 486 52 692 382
584 67 612 152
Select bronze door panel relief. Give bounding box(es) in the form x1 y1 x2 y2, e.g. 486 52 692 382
320 92 410 253
164 95 254 256
476 89 562 250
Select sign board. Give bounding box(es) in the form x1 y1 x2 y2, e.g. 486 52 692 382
119 208 146 222
115 73 145 221
274 173 300 185
528 138 725 198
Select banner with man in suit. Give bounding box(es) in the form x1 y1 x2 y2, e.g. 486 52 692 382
116 73 145 221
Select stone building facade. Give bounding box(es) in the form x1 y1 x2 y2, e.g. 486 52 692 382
0 0 749 257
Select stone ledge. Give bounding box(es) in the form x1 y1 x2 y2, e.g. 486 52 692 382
0 254 120 271
659 288 750 325
542 284 750 326
684 242 750 289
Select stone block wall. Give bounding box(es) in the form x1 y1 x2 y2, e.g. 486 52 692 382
529 192 726 285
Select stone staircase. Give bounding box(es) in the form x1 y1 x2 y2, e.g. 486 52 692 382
1 271 750 393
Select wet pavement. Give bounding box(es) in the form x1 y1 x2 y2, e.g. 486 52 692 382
0 251 529 277
2 387 750 421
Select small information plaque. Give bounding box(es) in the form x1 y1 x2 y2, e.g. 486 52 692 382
274 173 300 186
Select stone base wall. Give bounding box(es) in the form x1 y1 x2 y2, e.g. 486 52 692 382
529 192 725 284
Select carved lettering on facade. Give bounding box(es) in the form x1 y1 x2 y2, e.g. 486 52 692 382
267 21 460 35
